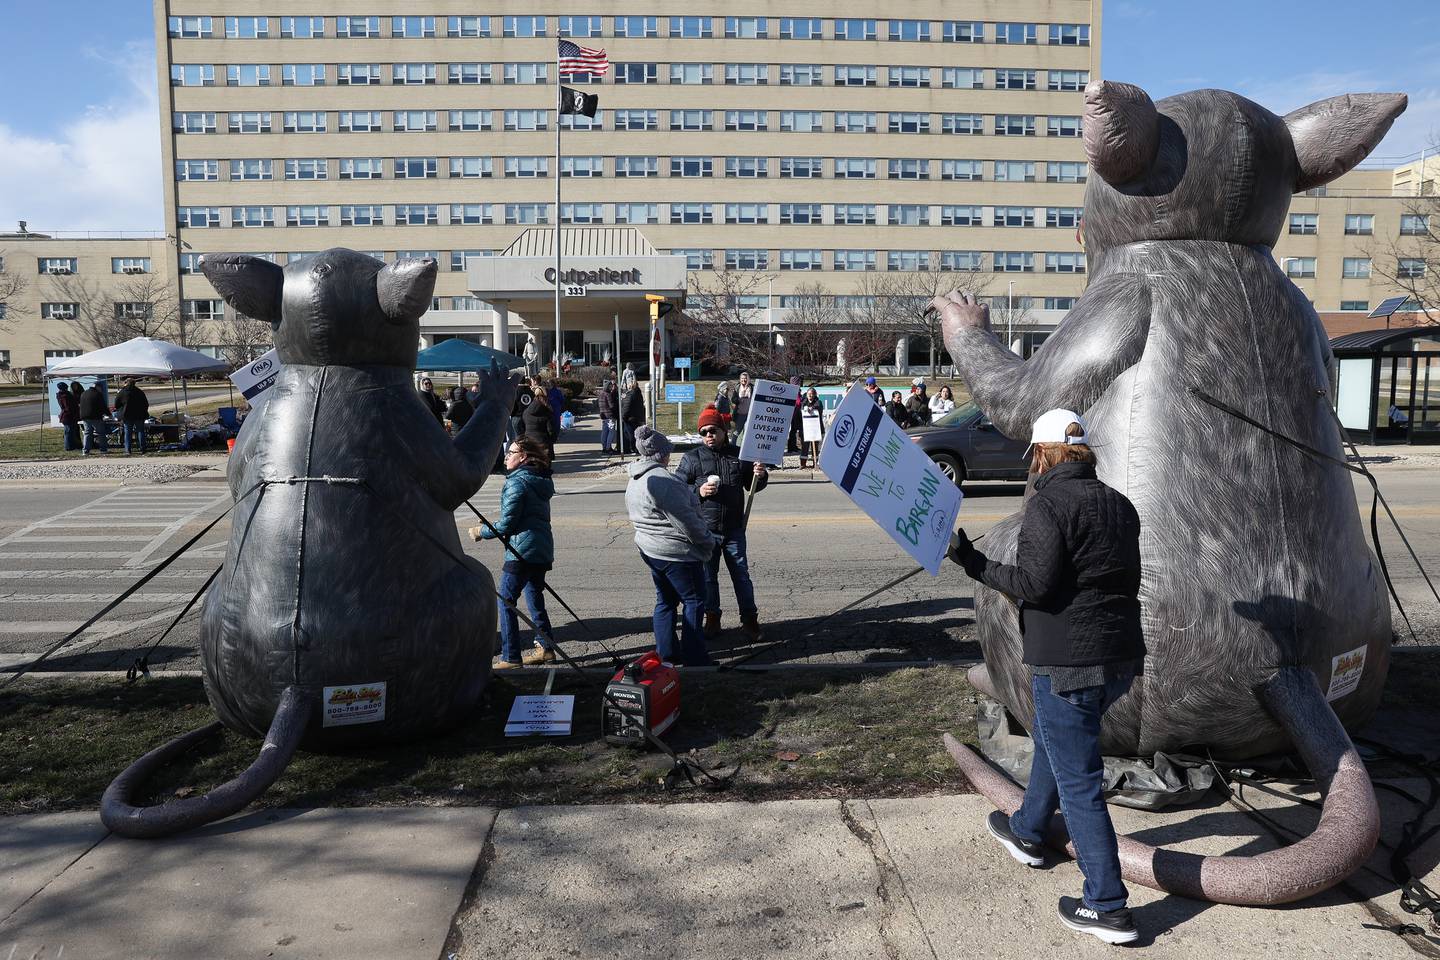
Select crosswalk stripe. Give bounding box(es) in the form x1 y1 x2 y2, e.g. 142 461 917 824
0 569 217 579
11 535 160 542
0 551 138 559
0 593 196 603
44 521 180 528
0 622 83 635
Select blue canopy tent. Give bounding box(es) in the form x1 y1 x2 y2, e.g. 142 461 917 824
414 338 526 374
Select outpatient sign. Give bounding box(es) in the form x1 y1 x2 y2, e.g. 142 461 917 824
737 378 799 466
819 386 962 575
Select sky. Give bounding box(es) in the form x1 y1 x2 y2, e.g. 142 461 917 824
0 1 1437 232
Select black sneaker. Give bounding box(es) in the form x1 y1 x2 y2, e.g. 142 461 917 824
985 810 1045 867
1057 896 1138 945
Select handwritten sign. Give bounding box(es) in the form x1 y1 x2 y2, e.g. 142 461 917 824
665 382 696 404
818 386 962 574
505 694 576 736
737 378 800 466
322 682 387 727
802 413 823 443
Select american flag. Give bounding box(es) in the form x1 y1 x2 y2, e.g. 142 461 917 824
558 39 609 76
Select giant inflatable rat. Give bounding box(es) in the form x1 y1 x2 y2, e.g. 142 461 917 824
101 249 517 837
935 83 1406 905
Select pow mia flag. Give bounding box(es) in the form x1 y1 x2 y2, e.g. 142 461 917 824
559 86 599 118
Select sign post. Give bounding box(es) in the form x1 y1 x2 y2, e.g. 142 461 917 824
817 386 962 575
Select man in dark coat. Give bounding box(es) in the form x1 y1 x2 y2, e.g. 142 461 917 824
619 373 645 455
114 377 151 454
510 379 535 440
673 404 768 641
597 378 618 454
56 383 80 451
78 382 109 454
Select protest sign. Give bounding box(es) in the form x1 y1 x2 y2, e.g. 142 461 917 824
737 378 799 465
802 413 823 443
818 387 962 574
505 695 575 736
229 349 280 414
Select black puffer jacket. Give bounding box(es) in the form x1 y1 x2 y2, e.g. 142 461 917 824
955 461 1143 667
522 398 556 445
673 442 768 536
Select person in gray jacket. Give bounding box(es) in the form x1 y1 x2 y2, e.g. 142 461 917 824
626 425 716 665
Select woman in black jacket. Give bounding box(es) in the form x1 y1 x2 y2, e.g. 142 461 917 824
948 409 1143 945
446 386 473 432
521 387 556 458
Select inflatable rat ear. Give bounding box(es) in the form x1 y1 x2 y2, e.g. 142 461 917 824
199 254 283 327
377 258 439 325
1083 80 1160 185
1285 93 1408 192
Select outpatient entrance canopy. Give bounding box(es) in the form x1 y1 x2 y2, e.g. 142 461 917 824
415 338 526 373
43 337 230 379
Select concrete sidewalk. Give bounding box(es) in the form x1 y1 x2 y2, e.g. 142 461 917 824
3 787 1434 959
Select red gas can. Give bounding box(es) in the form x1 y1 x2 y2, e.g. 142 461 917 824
602 651 680 746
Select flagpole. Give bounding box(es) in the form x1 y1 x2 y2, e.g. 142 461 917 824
553 47 563 377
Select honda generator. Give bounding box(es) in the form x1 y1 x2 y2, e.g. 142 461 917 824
602 651 680 746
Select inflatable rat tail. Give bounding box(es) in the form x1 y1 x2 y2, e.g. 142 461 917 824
947 665 1380 906
101 686 311 839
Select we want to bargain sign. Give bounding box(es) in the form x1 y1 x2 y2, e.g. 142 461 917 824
818 386 962 575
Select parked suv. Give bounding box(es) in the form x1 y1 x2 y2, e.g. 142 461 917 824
908 401 1029 487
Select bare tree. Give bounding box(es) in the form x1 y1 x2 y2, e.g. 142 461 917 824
876 271 950 374
776 281 844 378
1366 156 1439 325
48 272 180 348
675 270 778 374
215 311 274 367
0 250 27 333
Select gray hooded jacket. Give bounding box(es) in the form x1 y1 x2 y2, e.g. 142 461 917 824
626 460 715 562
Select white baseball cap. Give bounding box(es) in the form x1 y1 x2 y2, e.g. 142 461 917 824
1024 409 1088 458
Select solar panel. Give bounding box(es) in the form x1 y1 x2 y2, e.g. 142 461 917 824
1368 295 1409 319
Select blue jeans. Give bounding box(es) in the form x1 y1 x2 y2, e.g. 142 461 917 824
640 552 710 665
82 419 107 453
122 421 147 454
704 531 757 619
1012 672 1134 913
62 422 81 451
600 418 616 453
497 561 554 662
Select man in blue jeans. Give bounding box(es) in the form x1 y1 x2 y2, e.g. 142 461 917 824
673 404 768 642
949 410 1144 945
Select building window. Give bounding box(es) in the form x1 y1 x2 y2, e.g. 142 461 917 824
1344 214 1374 235
503 156 548 178
616 156 661 177
671 109 712 131
780 249 823 271
1048 116 1082 138
1284 257 1317 278
670 16 713 38
726 110 767 131
338 64 381 85
339 111 384 133
285 159 329 180
1050 24 1090 45
170 65 215 87
173 112 216 134
502 15 546 37
112 258 152 275
670 156 712 177
780 17 822 39
281 16 323 38
888 66 930 88
394 63 437 85
780 157 823 178
993 252 1035 272
995 69 1037 91
1398 258 1427 279
725 64 768 86
450 157 494 178
889 112 930 134
835 112 877 134
176 207 220 228
669 248 714 270
780 203 823 224
834 250 877 271
561 156 603 177
614 63 658 85
835 65 878 87
1340 300 1370 311
994 206 1035 227
282 64 326 86
230 206 274 229
505 203 549 225
340 158 385 179
995 22 1038 44
444 15 487 37
1288 213 1318 235
1045 252 1087 274
670 63 713 85
286 205 330 227
115 302 153 322
834 19 877 40
672 203 714 225
283 111 327 133
227 114 270 136
176 160 218 181
561 203 604 224
1400 214 1430 236
780 64 824 86
177 254 203 274
451 250 488 271
168 16 213 38
726 203 768 225
888 251 931 271
560 108 602 130
613 109 658 130
182 300 224 322
995 114 1036 136
615 16 658 38
889 19 931 42
1046 207 1083 228
448 63 491 85
226 64 271 87
1044 297 1078 310
943 21 984 43
616 203 659 224
835 158 878 179
41 302 79 320
341 205 386 227
889 205 929 226
726 249 769 270
394 204 439 226
888 158 929 180
392 16 436 38
942 159 985 181
780 111 823 132
943 68 985 90
833 204 877 225
942 205 983 226
1342 257 1372 279
1049 69 1090 92
558 15 603 37
503 109 548 131
1046 161 1087 183
336 16 380 38
726 17 768 38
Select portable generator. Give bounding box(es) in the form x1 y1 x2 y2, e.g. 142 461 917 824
602 651 680 746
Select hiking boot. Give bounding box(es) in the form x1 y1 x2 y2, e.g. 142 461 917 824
986 810 1045 868
521 644 556 666
741 615 763 641
492 658 523 671
703 612 722 639
1056 896 1138 945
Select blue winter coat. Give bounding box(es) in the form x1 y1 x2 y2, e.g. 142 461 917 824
479 466 555 566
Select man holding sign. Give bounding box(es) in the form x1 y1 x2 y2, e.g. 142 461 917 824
675 405 769 641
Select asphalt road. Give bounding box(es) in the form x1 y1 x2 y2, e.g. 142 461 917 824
0 385 232 432
0 455 1437 676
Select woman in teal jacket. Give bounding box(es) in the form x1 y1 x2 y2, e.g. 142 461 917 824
470 434 557 668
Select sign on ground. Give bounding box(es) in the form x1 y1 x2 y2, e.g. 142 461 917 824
505 695 575 736
737 378 799 466
818 386 962 575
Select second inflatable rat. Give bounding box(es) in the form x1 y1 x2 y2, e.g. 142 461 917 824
101 248 518 838
935 83 1405 905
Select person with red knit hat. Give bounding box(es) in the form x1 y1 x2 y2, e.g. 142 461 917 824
674 403 769 641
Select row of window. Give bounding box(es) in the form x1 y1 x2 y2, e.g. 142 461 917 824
169 15 1090 45
1283 256 1429 280
32 257 153 275
174 157 1090 182
1287 212 1430 236
170 62 1089 88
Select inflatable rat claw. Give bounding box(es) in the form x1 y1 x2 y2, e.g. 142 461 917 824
947 668 1379 906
